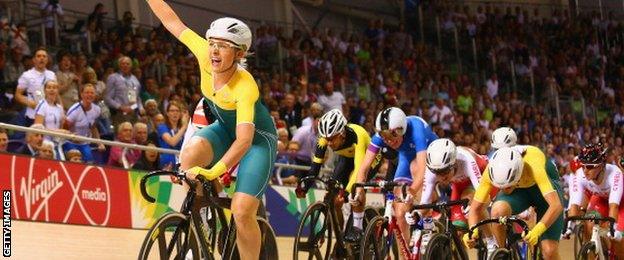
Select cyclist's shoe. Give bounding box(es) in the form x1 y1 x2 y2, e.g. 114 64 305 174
344 227 363 243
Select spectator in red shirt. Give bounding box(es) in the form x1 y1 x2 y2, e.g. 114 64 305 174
107 121 140 168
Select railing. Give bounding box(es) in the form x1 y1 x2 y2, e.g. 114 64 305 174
0 122 328 174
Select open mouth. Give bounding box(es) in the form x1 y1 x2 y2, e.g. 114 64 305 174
211 57 222 67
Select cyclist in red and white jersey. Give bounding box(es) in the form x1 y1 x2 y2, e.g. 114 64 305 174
567 143 624 257
417 138 489 228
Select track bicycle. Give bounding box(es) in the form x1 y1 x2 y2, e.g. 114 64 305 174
293 175 379 259
565 215 616 260
137 169 278 260
359 180 415 260
408 198 470 260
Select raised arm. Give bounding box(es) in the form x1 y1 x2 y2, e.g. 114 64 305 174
145 0 188 39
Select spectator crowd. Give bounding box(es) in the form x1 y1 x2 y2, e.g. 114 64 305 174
0 1 622 185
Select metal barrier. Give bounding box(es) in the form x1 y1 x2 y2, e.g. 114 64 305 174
0 122 327 173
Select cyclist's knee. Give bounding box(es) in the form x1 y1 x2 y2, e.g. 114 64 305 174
231 193 259 224
539 240 559 259
490 201 512 218
180 137 213 168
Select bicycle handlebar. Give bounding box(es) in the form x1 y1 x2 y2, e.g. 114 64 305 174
468 216 530 239
351 180 404 190
297 175 342 191
565 215 616 237
352 180 409 201
140 169 210 203
412 198 469 211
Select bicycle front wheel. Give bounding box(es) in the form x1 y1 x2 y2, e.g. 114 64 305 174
424 233 452 260
138 212 209 260
258 217 279 259
488 248 511 260
576 241 603 260
364 206 380 226
293 202 333 260
361 215 396 260
221 217 279 260
573 224 586 259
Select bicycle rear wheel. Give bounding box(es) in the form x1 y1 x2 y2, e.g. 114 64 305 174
293 202 333 260
138 212 209 260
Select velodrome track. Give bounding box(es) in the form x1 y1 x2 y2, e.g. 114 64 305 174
13 220 577 259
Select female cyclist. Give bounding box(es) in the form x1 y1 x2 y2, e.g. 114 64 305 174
147 1 277 259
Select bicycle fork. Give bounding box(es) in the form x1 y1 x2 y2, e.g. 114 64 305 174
592 225 607 260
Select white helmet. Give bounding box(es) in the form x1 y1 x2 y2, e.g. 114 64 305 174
205 17 252 52
488 147 524 189
491 127 517 149
426 138 457 173
318 109 347 138
375 107 407 135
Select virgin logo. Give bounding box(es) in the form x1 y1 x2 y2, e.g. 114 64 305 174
11 156 111 226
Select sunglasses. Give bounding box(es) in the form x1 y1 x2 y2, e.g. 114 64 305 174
380 129 402 139
431 165 455 176
583 163 601 170
325 133 343 143
208 40 240 51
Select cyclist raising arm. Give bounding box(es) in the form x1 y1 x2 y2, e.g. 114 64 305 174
465 146 564 260
146 1 278 260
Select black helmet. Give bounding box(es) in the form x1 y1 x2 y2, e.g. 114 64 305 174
578 143 608 165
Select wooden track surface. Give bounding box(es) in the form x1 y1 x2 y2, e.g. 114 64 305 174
12 220 576 259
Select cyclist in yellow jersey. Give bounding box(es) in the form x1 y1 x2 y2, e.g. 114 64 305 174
146 1 277 259
298 109 373 240
464 146 564 260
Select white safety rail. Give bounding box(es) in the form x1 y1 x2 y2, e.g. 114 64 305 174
0 122 329 174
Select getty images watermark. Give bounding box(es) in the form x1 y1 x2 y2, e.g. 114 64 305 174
2 190 10 257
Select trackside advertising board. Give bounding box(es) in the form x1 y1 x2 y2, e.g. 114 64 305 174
0 153 383 235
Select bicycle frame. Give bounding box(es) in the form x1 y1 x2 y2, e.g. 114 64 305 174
591 224 609 260
411 199 470 260
140 170 236 259
355 181 412 259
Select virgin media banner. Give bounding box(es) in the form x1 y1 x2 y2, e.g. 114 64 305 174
0 153 198 229
0 153 133 228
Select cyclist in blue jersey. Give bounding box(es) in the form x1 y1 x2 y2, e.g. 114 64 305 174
350 107 438 241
